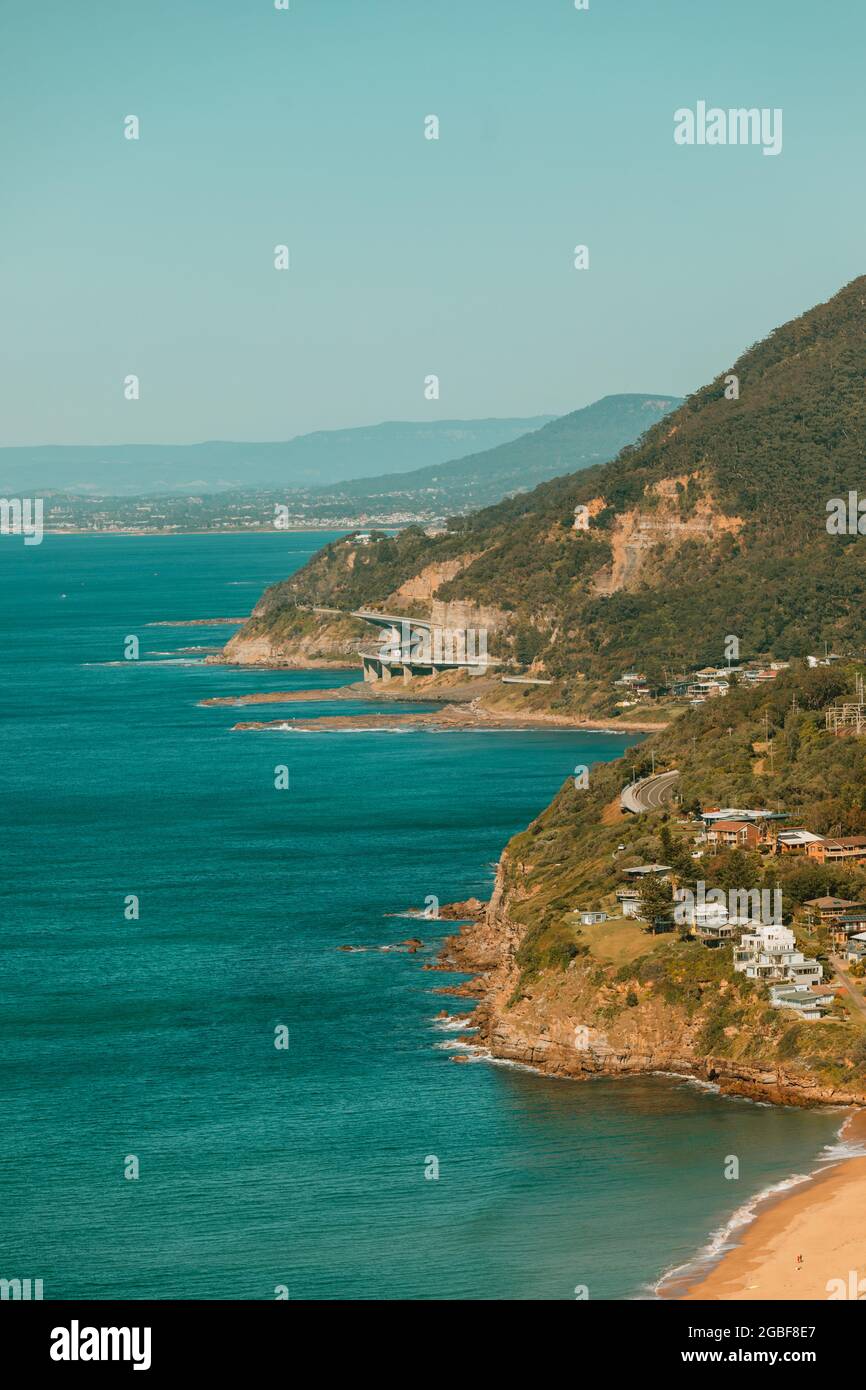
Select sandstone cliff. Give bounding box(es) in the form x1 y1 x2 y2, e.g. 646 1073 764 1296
441 856 866 1109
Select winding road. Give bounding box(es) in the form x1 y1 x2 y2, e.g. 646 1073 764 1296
620 769 680 814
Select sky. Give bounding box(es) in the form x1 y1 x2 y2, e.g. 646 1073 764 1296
2 0 865 445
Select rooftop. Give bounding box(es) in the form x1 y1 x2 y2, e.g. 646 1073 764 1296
803 897 859 910
621 864 673 878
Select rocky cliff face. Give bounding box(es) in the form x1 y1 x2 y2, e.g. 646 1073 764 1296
214 610 365 668
442 857 866 1109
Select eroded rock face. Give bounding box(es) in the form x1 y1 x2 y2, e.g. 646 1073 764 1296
214 615 364 668
442 857 866 1109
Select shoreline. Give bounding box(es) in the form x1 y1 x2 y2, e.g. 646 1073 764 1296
200 681 667 733
227 706 661 735
43 527 358 536
661 1110 866 1300
434 895 866 1302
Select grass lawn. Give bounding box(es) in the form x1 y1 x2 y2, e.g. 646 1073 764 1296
574 914 657 965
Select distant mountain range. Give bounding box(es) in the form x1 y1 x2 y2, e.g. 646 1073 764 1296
303 394 680 514
0 418 554 496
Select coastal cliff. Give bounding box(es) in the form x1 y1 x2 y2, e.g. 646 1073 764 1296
212 604 366 668
443 854 866 1109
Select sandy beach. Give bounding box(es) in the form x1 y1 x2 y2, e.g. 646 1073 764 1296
678 1112 866 1301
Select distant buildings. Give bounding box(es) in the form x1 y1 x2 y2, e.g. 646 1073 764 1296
611 659 788 706
845 933 866 964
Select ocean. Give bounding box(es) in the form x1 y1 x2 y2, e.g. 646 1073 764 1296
0 531 842 1300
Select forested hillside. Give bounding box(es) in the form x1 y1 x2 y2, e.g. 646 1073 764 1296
232 276 866 680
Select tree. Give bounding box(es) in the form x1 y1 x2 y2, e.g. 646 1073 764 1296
659 824 693 877
638 876 674 929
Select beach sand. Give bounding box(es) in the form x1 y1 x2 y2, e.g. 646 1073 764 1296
680 1112 866 1300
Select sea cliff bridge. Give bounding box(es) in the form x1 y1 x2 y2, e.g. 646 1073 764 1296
309 606 500 683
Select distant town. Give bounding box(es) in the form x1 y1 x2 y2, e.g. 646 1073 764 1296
40 491 443 535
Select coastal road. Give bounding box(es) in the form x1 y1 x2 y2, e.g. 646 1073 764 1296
829 955 866 1022
620 769 680 814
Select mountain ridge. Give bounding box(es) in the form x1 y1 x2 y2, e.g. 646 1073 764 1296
0 416 555 496
228 275 866 684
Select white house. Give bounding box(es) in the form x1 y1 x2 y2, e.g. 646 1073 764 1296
769 983 834 1021
734 924 823 987
615 888 641 918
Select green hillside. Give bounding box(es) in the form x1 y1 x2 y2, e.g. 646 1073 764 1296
241 276 866 682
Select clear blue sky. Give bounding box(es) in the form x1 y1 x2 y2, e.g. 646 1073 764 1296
1 0 863 444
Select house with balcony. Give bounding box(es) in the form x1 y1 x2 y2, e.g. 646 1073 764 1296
704 819 763 851
802 896 861 928
734 924 823 989
809 836 866 866
829 908 866 950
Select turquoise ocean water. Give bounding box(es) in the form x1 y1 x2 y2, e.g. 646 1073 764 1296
0 532 842 1300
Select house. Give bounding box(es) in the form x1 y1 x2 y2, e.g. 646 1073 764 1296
845 933 866 964
802 896 860 927
741 667 780 684
701 808 787 829
775 829 825 855
704 819 762 850
831 909 866 948
615 888 642 918
576 910 607 926
810 836 866 866
734 924 823 987
692 911 739 945
687 680 728 702
768 983 835 1020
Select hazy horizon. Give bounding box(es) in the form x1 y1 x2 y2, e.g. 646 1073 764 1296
4 0 863 447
